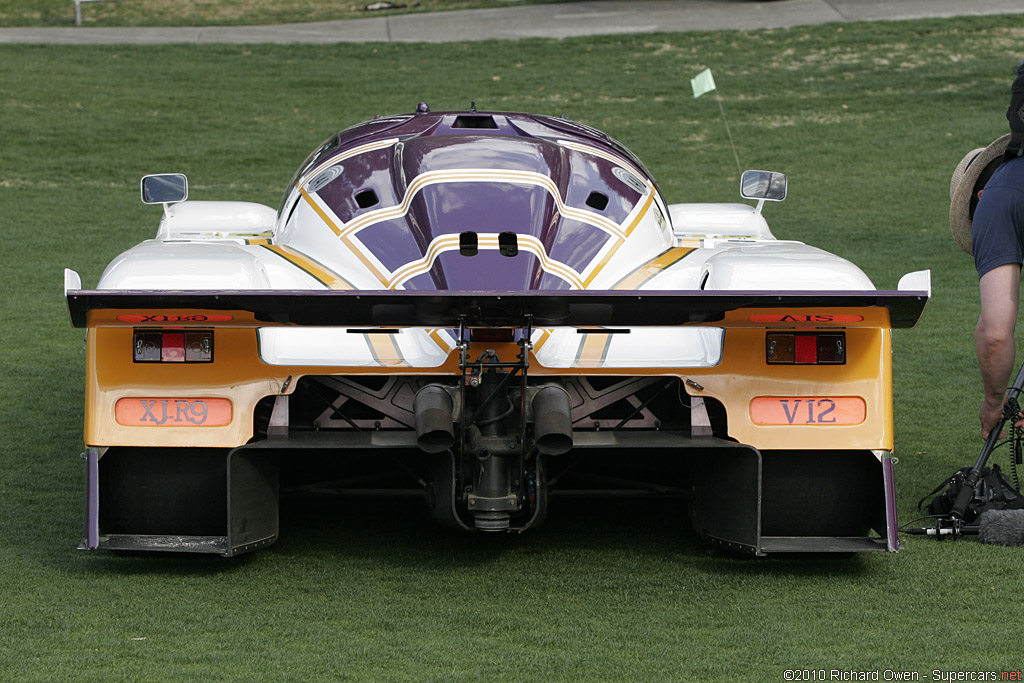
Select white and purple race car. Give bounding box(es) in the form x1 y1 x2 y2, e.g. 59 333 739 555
64 107 929 556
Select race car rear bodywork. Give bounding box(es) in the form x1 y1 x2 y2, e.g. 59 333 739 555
65 108 929 556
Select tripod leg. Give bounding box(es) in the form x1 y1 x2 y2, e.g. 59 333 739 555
951 360 1024 519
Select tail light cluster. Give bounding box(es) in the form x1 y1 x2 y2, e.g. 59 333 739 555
134 330 213 363
766 332 845 365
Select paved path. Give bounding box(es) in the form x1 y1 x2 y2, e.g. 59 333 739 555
1 0 1022 44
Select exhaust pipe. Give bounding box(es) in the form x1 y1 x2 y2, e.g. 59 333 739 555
413 385 454 454
532 386 573 455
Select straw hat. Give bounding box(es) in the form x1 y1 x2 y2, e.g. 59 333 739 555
950 134 1010 255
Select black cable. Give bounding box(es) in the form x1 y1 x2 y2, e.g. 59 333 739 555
466 366 520 424
899 514 943 531
676 379 690 408
475 399 514 427
1011 423 1022 492
1004 395 1022 491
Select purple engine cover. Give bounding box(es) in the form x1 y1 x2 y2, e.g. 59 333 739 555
288 110 654 291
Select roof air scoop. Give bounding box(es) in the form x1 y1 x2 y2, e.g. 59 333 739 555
453 115 498 129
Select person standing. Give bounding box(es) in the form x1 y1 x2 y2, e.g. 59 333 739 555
950 62 1024 439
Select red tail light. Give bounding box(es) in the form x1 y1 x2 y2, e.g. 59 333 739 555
766 332 845 365
134 330 213 363
161 333 186 362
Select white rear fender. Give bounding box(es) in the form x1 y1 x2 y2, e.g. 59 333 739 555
98 241 272 290
700 243 875 291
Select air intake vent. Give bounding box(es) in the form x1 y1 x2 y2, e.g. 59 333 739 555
460 231 478 256
355 189 379 209
586 191 609 211
499 232 518 257
453 115 498 129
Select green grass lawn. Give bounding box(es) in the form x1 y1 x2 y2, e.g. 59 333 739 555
0 0 575 28
2 15 1024 681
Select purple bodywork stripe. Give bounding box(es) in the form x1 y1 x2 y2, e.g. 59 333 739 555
883 455 899 552
86 448 99 549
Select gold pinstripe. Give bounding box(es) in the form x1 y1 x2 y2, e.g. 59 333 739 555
581 191 657 288
299 188 390 287
364 333 408 367
297 138 400 188
574 332 613 368
557 139 647 183
334 169 628 241
426 328 452 352
259 244 356 290
299 187 343 237
386 233 584 290
532 329 552 353
610 246 694 290
291 138 664 294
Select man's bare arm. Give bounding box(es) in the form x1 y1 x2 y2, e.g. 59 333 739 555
976 263 1021 438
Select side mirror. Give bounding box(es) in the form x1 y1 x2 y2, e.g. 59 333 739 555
141 173 188 205
740 170 787 213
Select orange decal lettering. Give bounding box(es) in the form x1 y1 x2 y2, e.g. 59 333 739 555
116 314 233 324
748 314 864 323
749 396 865 425
115 398 232 426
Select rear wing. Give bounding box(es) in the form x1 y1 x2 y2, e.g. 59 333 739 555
64 269 930 330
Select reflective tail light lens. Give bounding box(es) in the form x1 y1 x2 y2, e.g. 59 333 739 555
134 330 213 363
470 328 515 342
161 333 185 362
766 332 845 365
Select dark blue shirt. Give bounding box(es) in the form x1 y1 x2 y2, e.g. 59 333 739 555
973 155 1024 278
